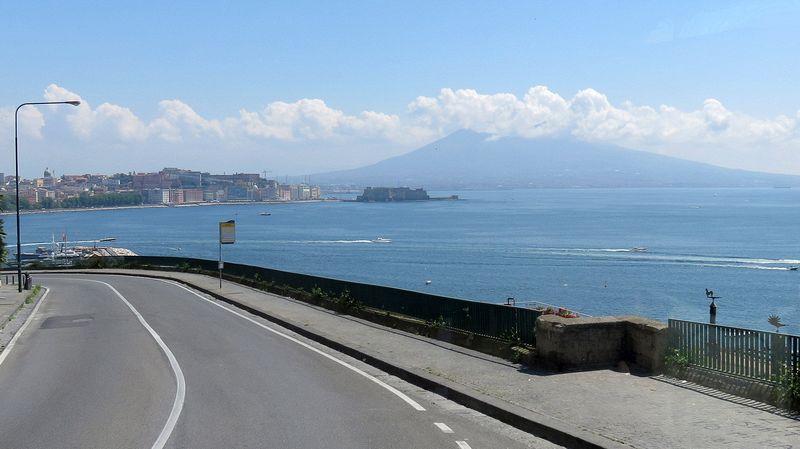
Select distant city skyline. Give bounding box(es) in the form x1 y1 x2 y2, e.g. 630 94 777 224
1 1 799 177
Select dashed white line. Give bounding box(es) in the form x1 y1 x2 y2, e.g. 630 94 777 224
456 441 473 449
0 288 50 368
61 278 186 449
434 422 454 434
159 279 427 411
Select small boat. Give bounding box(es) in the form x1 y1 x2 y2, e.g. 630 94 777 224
630 247 647 252
372 237 392 243
789 266 799 271
259 212 271 216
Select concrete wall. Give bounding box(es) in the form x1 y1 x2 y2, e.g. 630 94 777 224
536 315 667 373
623 316 668 373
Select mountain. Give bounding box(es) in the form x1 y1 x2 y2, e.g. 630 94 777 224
311 130 800 189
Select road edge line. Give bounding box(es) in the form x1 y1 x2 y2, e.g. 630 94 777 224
158 279 426 411
65 278 186 449
55 270 625 449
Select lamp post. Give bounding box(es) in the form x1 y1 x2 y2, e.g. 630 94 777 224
14 100 80 292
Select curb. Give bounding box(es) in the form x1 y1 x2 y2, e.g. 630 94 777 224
60 270 629 449
0 287 40 332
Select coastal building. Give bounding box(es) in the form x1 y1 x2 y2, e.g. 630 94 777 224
356 187 430 202
183 189 204 203
292 184 311 201
169 189 185 204
278 184 293 201
142 189 170 204
5 166 324 209
19 188 40 204
226 185 250 201
132 172 165 190
162 168 202 188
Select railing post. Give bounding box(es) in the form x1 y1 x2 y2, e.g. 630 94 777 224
771 333 787 381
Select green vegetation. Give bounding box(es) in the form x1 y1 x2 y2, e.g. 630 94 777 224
663 347 690 376
11 191 142 210
775 366 800 411
332 289 361 313
427 315 446 329
58 192 143 209
499 327 522 344
25 285 42 304
310 286 328 300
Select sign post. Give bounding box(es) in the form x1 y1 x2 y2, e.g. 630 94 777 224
219 220 235 288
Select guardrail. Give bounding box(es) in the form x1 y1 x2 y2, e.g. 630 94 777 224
58 255 541 345
669 319 800 383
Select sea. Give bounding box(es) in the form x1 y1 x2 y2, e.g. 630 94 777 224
7 188 800 334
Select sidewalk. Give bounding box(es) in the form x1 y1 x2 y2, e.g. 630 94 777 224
0 280 32 332
86 270 800 448
0 277 39 355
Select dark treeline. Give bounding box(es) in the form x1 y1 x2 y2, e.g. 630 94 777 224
1 192 143 210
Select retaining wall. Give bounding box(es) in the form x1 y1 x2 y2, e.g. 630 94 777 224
536 315 668 373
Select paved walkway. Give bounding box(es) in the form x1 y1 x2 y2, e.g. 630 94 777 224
71 270 800 448
0 275 39 353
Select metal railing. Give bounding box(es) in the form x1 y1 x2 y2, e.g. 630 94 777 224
669 319 800 383
54 255 541 345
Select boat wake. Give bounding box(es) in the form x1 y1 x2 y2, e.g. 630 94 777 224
525 247 800 271
289 239 385 244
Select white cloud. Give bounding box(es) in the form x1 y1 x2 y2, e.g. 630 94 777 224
3 83 799 176
409 86 800 173
230 98 434 145
150 100 223 142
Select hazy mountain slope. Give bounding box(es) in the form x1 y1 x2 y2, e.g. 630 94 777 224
312 130 800 189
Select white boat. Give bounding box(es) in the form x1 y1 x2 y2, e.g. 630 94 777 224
630 247 647 252
13 235 134 265
372 237 392 243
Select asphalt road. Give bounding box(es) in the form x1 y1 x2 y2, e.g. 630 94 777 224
0 274 555 449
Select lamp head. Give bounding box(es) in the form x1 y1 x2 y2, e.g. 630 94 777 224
66 100 81 106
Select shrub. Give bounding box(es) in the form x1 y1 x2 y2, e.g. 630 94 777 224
333 289 360 313
663 347 689 376
775 366 800 411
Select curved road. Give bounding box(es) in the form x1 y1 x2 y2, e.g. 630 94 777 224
0 274 553 449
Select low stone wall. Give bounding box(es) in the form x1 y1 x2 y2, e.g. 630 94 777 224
536 315 667 373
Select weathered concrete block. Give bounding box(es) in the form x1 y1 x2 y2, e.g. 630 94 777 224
536 315 626 370
535 315 668 373
621 316 668 373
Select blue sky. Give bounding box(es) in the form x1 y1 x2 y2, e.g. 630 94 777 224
1 0 799 177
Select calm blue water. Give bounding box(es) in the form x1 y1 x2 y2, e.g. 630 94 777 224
6 188 800 333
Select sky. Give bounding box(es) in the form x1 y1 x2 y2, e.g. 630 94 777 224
1 0 799 178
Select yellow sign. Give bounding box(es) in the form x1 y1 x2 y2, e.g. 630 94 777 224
219 220 235 244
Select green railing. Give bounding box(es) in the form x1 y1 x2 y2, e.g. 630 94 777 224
68 255 541 345
668 319 800 383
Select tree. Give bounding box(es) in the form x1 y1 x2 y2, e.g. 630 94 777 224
18 197 33 210
40 197 57 209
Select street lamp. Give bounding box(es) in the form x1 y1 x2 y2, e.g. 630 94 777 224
13 100 81 292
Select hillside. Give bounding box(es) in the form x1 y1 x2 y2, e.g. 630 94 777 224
311 130 800 189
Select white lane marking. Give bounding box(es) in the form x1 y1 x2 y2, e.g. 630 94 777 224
158 279 427 412
66 279 186 449
434 422 454 434
456 441 472 449
0 288 50 368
